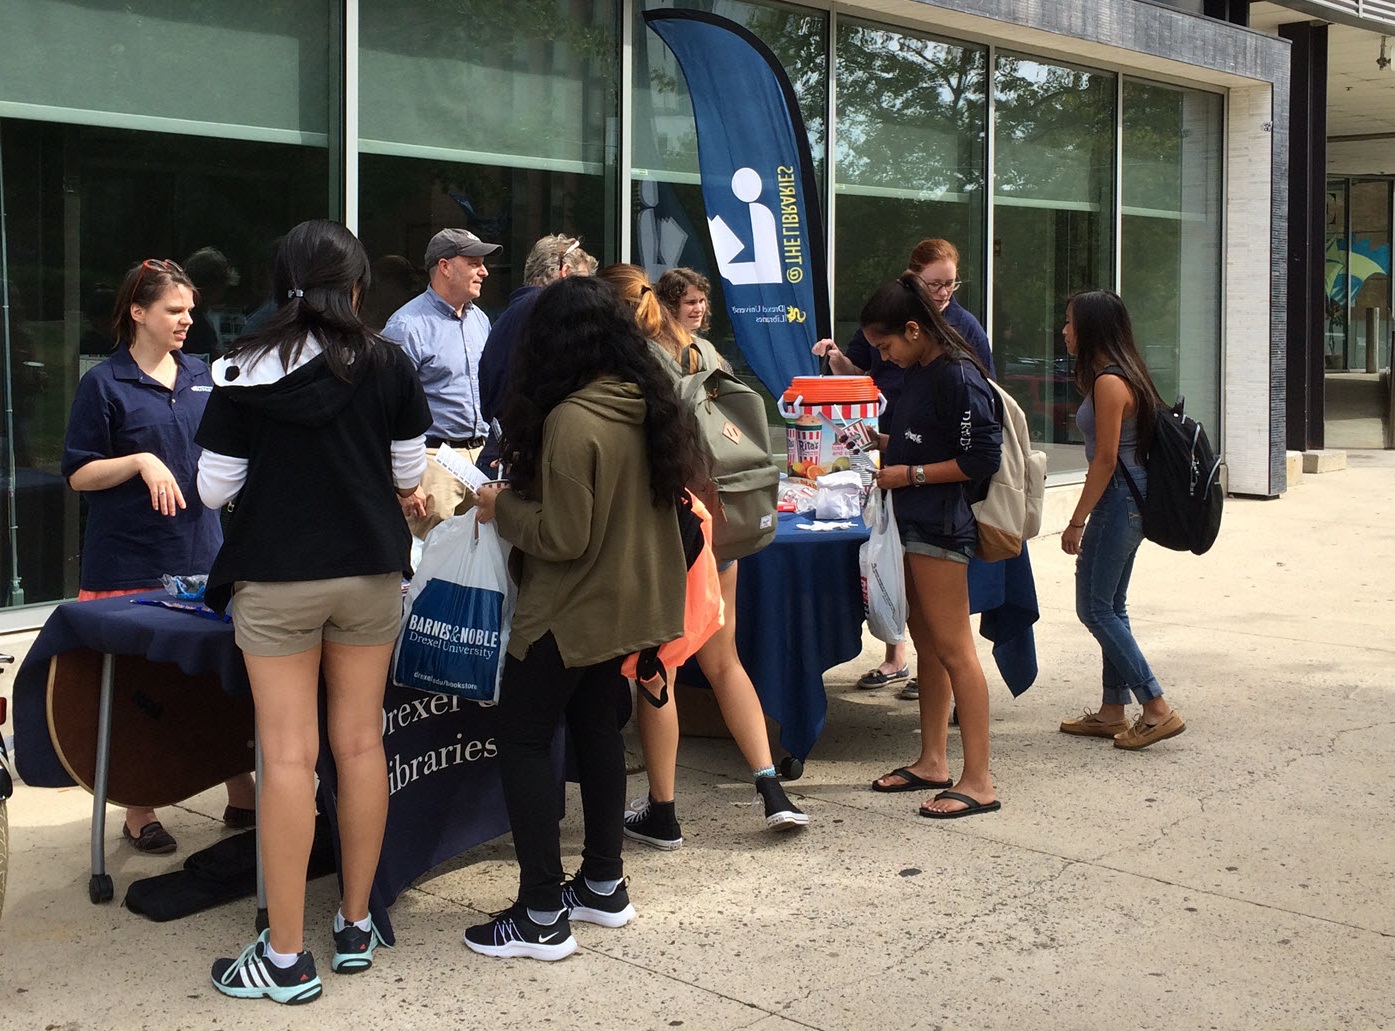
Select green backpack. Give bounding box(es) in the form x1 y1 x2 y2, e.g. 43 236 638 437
675 339 780 562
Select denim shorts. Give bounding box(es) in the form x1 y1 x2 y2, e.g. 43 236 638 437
900 524 973 565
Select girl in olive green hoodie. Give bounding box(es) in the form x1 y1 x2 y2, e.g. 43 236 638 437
466 276 706 961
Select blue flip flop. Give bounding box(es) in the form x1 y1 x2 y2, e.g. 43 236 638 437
918 790 1001 819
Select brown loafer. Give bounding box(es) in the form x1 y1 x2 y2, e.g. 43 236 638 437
122 820 177 855
222 805 257 830
1059 709 1129 738
1114 710 1186 750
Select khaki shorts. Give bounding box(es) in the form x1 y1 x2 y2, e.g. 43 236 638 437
231 573 404 657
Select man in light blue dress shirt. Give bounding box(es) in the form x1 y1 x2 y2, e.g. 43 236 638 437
383 228 502 537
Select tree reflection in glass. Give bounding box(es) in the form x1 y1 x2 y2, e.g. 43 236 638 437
993 55 1115 460
832 20 987 345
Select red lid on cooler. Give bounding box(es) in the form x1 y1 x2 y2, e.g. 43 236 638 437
781 375 879 405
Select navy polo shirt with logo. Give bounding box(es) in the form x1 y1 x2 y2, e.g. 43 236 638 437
61 346 223 591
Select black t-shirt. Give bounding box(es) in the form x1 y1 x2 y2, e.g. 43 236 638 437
883 354 1001 549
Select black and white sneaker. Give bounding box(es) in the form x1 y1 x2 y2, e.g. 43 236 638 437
560 875 636 928
463 904 577 961
755 777 810 832
211 929 323 1004
622 796 683 850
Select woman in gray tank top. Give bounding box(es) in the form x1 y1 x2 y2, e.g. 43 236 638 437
1058 290 1186 750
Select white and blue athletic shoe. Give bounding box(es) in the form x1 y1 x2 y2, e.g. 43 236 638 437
211 929 323 1005
332 915 390 974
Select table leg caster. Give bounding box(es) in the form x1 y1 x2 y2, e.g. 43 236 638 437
778 756 804 781
88 874 114 903
255 907 269 933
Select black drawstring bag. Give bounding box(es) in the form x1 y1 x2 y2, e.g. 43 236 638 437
124 813 336 922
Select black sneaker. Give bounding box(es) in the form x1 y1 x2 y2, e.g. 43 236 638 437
463 904 577 961
560 874 636 928
623 796 683 850
755 777 810 832
331 915 390 974
211 930 323 1004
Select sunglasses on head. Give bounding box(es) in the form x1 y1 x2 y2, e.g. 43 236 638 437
132 258 185 297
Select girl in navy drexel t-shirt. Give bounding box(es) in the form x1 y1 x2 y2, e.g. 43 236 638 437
864 273 1003 821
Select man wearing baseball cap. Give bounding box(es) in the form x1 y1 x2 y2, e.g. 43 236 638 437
383 228 502 537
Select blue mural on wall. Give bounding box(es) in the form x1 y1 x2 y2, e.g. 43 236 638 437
1326 235 1391 305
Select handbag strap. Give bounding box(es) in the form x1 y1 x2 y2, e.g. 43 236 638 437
632 650 671 708
1116 460 1145 509
1100 364 1146 505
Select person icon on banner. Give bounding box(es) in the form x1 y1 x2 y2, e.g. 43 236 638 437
708 168 782 286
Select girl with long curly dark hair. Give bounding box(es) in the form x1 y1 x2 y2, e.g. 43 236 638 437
1058 289 1185 749
466 275 706 960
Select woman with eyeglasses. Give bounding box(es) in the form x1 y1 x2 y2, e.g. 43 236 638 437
863 273 1002 819
61 258 257 857
198 220 431 1002
599 263 808 850
1058 290 1185 749
813 238 993 704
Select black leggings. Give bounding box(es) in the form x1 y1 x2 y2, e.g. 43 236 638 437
497 632 627 911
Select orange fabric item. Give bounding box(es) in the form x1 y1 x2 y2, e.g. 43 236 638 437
77 588 149 601
620 491 724 694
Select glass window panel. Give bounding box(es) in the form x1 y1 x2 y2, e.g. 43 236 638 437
359 0 617 171
1325 179 1350 370
1346 179 1391 373
832 19 987 344
357 0 618 318
631 0 827 394
1121 80 1224 436
993 55 1115 470
0 119 329 607
0 0 330 141
356 156 612 327
633 0 827 182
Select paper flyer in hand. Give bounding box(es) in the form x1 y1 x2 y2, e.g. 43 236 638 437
433 444 490 492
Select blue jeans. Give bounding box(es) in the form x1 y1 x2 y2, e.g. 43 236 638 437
1075 472 1163 705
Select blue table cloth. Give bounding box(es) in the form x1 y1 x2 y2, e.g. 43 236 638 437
13 593 510 943
710 513 1039 762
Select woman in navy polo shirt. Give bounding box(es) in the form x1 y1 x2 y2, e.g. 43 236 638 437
864 273 1003 820
61 258 256 855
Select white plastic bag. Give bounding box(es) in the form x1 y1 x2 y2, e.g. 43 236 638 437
392 512 516 704
814 469 863 520
858 488 907 644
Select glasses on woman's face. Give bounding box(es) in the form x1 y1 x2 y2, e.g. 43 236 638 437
920 278 962 294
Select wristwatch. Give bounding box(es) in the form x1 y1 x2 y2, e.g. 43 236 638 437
911 464 927 486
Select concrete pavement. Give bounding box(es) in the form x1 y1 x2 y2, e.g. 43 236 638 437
1 451 1392 1030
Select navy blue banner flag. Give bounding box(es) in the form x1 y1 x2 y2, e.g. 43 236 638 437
645 9 828 396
